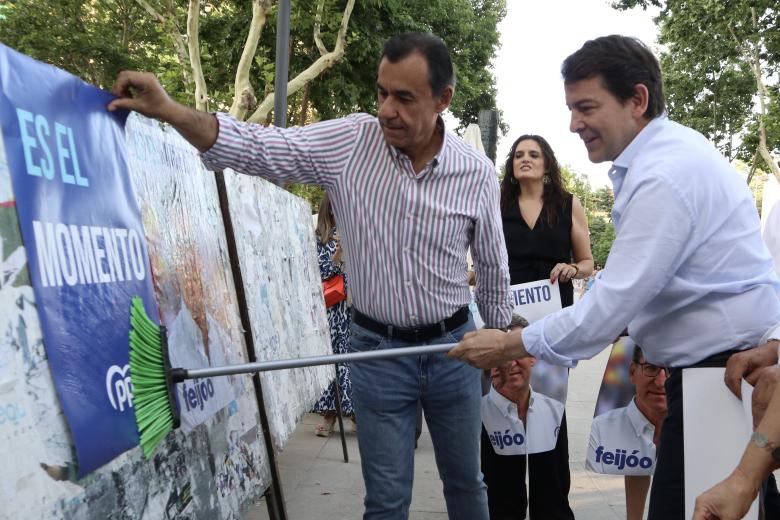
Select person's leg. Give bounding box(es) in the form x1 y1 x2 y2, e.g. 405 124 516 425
648 369 685 520
349 323 419 520
527 413 574 519
422 319 490 520
481 426 528 520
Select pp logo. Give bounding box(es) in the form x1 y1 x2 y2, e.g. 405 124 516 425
106 364 134 412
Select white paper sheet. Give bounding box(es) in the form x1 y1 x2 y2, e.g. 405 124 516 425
683 368 758 519
509 278 562 323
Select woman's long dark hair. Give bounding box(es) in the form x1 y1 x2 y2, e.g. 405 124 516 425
500 134 570 227
316 193 343 264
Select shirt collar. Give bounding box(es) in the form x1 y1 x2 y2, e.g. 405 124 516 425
607 115 667 197
612 115 667 170
627 398 655 439
488 385 534 418
389 115 446 170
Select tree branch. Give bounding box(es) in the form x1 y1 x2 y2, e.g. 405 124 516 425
728 13 780 183
248 0 355 124
135 0 192 87
746 149 759 186
746 7 780 183
229 0 274 120
313 0 328 56
187 0 208 111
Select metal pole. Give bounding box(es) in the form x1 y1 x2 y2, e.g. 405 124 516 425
213 171 288 520
333 363 349 463
173 343 457 380
274 0 291 129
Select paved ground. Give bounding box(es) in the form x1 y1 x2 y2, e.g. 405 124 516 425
243 347 635 519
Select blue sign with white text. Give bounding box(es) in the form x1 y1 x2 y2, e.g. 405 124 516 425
0 45 158 476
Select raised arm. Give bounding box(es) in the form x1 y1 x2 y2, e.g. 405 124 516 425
108 71 218 153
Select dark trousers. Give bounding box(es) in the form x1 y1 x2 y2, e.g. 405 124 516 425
648 350 780 519
480 413 574 520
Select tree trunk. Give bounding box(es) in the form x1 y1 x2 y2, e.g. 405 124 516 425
728 13 780 184
229 0 274 120
187 0 208 111
748 37 780 184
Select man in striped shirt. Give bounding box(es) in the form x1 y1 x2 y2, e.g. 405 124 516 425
110 32 512 519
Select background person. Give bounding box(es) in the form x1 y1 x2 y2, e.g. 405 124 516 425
587 345 668 520
311 193 355 436
109 32 512 520
450 35 780 519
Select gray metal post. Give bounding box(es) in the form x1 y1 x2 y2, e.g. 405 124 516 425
274 0 291 129
478 109 499 164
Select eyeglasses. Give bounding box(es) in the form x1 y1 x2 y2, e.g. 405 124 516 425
637 362 670 378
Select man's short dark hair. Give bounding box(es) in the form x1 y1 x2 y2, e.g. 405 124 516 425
632 344 644 364
561 35 665 120
381 32 455 96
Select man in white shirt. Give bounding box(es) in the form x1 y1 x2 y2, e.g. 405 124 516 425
482 380 564 456
587 345 667 520
451 35 780 519
480 358 573 519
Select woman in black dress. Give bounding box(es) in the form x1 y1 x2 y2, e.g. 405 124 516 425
481 134 593 519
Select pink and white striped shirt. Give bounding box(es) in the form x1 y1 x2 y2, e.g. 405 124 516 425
201 112 512 328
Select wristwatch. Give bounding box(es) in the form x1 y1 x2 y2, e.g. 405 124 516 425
750 431 780 463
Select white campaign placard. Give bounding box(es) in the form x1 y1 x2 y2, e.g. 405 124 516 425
683 368 758 519
510 279 562 323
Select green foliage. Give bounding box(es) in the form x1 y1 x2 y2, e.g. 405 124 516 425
0 0 168 90
592 186 614 214
590 219 616 267
287 183 326 212
0 0 506 207
561 166 617 265
307 0 506 130
612 0 780 163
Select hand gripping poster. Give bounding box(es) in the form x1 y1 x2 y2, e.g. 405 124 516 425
0 45 158 476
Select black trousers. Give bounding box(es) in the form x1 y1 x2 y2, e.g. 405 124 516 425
648 350 780 519
480 413 574 520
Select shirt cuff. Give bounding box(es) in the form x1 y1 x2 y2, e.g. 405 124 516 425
199 112 233 171
762 323 780 344
761 323 780 365
522 317 577 368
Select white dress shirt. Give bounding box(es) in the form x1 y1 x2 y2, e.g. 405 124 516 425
523 117 780 367
481 386 564 455
586 399 656 476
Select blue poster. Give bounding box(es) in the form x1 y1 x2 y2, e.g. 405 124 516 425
0 45 158 476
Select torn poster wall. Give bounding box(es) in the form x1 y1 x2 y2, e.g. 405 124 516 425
225 168 332 448
0 111 271 520
1 45 331 519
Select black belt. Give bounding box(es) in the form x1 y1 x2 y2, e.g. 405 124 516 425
352 306 470 343
668 348 743 377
